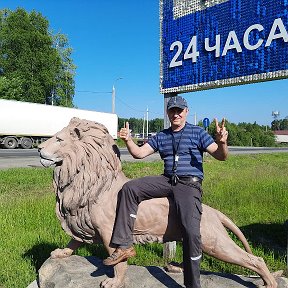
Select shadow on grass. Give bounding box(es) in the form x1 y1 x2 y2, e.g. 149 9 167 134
22 242 59 271
22 242 110 271
22 222 286 274
22 240 166 272
241 222 287 256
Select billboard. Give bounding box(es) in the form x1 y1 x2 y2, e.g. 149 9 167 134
160 0 288 94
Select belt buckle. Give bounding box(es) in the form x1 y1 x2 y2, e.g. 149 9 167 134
192 176 198 182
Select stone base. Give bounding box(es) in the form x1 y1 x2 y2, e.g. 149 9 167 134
30 255 288 288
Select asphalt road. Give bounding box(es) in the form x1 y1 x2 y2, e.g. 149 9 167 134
0 148 161 170
1 146 288 170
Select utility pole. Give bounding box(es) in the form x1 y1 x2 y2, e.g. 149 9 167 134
51 89 54 106
112 77 123 113
112 85 115 113
146 107 149 138
142 113 145 138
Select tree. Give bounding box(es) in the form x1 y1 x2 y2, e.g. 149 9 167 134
50 33 76 107
0 76 24 100
128 117 143 134
271 119 281 130
119 116 276 147
118 117 163 135
0 8 75 106
280 119 288 130
150 118 164 132
118 118 128 130
208 120 275 147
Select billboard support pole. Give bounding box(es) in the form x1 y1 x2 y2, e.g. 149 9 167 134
163 92 177 259
164 93 177 129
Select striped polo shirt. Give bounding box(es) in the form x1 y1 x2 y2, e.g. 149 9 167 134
147 122 214 179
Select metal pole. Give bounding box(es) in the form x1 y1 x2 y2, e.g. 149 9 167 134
164 93 178 129
112 77 123 113
285 220 288 272
112 85 115 113
142 113 145 138
52 89 54 106
163 92 177 259
146 107 149 138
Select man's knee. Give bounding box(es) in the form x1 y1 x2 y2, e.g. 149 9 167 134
122 181 131 191
120 180 142 203
122 180 138 194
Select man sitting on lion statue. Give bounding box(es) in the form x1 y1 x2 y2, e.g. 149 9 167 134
103 96 228 288
39 96 278 288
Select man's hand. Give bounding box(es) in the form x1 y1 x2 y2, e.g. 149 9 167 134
206 118 228 160
215 118 228 144
119 122 131 142
118 121 154 159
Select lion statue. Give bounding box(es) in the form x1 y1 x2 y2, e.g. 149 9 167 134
39 117 277 288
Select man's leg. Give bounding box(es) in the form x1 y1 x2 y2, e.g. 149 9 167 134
173 182 203 288
103 175 172 265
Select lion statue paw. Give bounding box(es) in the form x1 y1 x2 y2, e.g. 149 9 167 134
100 277 124 288
50 248 73 259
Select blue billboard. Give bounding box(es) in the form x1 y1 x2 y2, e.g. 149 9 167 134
160 0 288 93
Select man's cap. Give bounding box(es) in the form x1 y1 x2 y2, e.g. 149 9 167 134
167 96 188 110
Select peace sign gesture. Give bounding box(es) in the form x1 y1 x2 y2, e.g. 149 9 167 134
215 118 228 144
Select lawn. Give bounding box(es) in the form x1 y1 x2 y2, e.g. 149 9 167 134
0 153 287 287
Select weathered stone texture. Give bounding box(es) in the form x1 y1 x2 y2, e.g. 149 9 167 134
30 256 288 288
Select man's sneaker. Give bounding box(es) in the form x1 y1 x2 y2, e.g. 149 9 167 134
103 247 136 266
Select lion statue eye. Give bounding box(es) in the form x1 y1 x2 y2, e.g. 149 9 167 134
56 137 63 142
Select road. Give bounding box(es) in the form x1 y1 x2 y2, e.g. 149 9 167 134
0 148 161 170
1 147 288 170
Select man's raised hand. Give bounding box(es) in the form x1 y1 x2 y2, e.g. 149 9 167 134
119 122 131 142
215 118 228 144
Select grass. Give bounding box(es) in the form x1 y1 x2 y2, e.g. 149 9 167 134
0 153 287 287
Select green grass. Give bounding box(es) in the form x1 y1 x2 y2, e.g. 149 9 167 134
0 153 287 287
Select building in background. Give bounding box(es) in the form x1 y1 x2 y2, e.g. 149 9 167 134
273 130 288 143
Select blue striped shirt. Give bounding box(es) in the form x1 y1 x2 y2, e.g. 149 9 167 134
147 122 214 179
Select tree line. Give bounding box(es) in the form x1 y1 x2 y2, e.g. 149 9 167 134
271 119 288 130
0 8 75 106
119 117 282 147
119 117 164 135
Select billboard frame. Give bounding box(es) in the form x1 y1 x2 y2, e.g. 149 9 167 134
160 0 288 94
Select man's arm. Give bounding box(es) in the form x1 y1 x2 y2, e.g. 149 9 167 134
120 122 155 159
206 118 228 161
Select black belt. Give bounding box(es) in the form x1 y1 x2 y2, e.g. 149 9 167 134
178 176 202 184
165 174 202 185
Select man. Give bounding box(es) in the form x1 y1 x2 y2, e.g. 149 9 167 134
103 96 228 288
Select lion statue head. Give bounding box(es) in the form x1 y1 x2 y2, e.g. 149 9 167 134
39 117 121 243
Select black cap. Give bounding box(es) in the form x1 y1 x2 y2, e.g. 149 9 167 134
167 96 188 110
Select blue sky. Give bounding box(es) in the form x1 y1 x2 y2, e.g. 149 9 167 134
2 0 288 126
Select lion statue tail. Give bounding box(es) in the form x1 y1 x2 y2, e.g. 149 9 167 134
216 209 253 254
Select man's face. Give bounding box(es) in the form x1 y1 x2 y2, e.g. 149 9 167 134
167 107 188 129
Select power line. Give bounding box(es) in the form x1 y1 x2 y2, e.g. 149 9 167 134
115 97 163 117
75 89 163 117
76 90 111 94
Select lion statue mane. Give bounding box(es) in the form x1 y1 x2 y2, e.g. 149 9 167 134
39 117 277 288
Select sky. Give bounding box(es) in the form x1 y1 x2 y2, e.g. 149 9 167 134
2 0 288 126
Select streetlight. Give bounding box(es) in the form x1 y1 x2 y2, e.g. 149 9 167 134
112 77 123 113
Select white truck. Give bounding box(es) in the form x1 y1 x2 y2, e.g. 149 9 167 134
0 99 118 149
